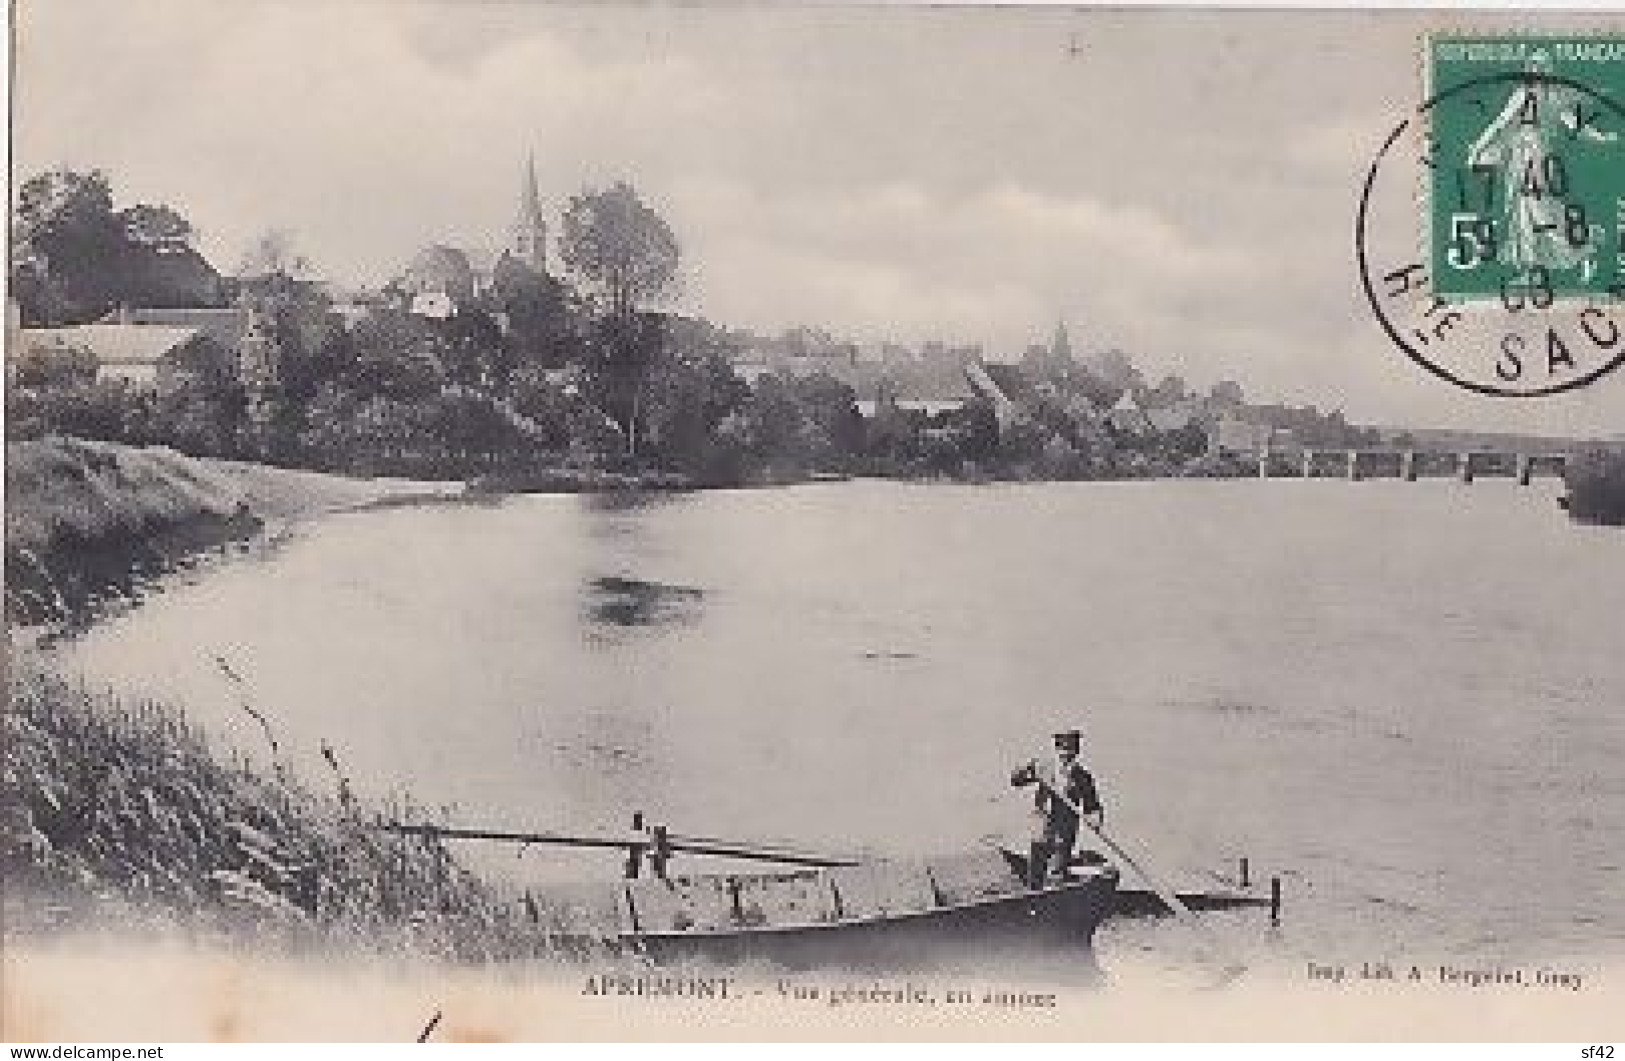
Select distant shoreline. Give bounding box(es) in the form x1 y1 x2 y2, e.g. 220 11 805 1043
7 434 1610 630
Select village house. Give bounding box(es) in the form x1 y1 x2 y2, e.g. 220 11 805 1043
1143 397 1204 435
1106 391 1154 435
963 360 1025 431
96 304 249 351
13 322 231 390
854 358 978 419
964 358 1116 438
396 245 478 318
1207 415 1280 454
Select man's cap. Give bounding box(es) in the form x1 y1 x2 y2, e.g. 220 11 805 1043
1052 727 1082 743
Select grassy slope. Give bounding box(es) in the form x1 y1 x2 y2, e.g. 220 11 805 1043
3 438 465 625
5 436 458 561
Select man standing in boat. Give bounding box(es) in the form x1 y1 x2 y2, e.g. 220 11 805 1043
1010 728 1103 889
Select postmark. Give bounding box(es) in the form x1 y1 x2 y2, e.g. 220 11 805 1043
1357 33 1625 396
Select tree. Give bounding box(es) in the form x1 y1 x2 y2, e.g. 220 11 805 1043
11 340 99 389
559 182 681 454
560 182 681 320
11 169 213 323
11 169 127 324
788 372 863 468
238 229 313 280
507 367 579 452
226 237 341 457
436 308 511 391
489 255 577 369
950 397 1000 466
14 169 117 253
1088 348 1144 402
4 379 147 443
740 373 814 473
153 376 246 458
342 308 449 401
1147 373 1188 407
120 203 194 250
640 317 751 473
1208 379 1246 409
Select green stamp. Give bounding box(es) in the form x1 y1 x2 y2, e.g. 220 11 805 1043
1427 35 1625 303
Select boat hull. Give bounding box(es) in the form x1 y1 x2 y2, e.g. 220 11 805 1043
627 868 1118 975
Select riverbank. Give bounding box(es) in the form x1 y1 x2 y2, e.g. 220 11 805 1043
0 440 635 963
3 437 462 626
1 654 613 963
467 452 1256 495
467 464 699 494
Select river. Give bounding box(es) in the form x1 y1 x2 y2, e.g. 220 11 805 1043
49 478 1624 975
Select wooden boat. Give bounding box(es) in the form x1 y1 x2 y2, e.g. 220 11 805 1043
617 850 1120 973
385 820 1268 974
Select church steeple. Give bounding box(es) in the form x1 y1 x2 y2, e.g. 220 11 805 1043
511 152 547 273
1051 318 1073 364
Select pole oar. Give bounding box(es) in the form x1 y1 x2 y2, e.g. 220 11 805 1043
384 822 637 852
1038 779 1246 980
664 831 864 868
382 821 864 869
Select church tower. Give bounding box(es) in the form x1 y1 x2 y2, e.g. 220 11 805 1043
1050 318 1074 365
510 153 548 274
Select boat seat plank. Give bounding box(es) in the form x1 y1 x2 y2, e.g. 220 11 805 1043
628 876 737 932
924 849 1027 905
733 871 833 927
826 860 937 920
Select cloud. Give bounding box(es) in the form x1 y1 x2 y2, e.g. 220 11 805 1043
674 176 1257 351
1285 111 1398 176
17 0 734 279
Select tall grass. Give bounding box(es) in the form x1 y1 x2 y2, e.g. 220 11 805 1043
2 655 633 965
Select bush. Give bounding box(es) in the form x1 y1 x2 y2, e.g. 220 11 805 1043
1564 450 1625 526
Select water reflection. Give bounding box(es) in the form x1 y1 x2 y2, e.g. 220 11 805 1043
580 491 693 515
583 574 705 630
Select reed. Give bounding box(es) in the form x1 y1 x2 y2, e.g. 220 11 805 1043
2 654 628 965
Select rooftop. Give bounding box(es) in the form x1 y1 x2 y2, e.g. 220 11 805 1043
19 324 202 366
99 306 247 350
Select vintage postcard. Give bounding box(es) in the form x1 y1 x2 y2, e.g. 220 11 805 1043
4 1 1623 1044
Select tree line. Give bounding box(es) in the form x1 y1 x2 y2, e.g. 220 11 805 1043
9 167 1377 486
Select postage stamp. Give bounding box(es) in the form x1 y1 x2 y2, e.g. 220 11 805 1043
1426 35 1625 304
1356 31 1625 397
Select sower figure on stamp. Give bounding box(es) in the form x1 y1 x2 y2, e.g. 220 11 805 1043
1010 727 1103 890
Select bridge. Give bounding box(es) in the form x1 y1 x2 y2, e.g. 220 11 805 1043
1244 448 1570 484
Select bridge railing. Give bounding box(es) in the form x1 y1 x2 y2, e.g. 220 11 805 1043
1238 448 1568 484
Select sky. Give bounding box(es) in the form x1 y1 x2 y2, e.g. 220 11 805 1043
14 1 1625 435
